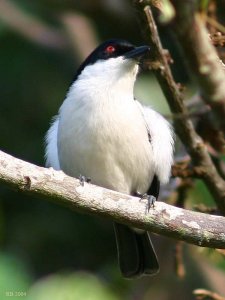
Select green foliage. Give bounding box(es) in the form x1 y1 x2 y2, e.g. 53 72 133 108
28 272 119 300
188 180 215 207
0 253 31 300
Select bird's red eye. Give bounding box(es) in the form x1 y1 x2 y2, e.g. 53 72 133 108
105 45 115 53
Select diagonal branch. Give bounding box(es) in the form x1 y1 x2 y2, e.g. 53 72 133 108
135 2 225 213
171 0 225 133
0 150 224 248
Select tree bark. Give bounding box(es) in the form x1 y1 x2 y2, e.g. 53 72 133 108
0 150 224 248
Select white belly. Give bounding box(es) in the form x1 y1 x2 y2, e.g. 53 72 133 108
57 96 155 195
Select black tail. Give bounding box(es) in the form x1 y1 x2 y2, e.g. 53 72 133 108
114 222 159 278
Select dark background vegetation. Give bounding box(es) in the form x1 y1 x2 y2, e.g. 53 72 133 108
0 0 224 299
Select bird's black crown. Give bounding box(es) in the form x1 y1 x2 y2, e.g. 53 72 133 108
74 39 135 81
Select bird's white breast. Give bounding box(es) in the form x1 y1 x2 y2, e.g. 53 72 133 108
57 76 155 195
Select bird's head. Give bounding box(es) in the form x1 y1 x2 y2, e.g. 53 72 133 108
74 39 150 86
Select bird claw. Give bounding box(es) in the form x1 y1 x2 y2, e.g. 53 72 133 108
79 175 91 186
139 193 156 213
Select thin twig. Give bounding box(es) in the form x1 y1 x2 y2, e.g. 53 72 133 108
193 289 225 300
210 33 225 47
174 241 185 278
215 249 225 257
61 13 99 61
206 16 225 35
172 161 199 179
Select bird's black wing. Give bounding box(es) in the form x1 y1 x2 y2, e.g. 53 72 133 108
147 174 160 199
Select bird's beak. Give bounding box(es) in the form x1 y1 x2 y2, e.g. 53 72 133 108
123 46 150 60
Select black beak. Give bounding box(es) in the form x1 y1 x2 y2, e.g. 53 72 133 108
123 45 150 60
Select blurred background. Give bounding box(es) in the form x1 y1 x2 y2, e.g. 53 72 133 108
0 0 224 299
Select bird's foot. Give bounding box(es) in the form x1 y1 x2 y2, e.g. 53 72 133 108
79 175 91 186
136 192 156 213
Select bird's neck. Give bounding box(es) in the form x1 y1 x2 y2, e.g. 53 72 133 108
71 63 138 105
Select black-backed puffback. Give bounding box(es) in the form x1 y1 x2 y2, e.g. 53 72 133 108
45 39 174 278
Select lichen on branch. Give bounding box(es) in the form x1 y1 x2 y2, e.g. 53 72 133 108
0 150 224 248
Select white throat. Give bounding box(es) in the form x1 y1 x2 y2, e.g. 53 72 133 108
73 57 139 101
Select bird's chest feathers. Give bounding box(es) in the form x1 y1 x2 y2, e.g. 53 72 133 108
61 84 143 150
58 83 153 193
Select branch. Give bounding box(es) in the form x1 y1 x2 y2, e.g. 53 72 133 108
171 0 225 132
0 0 67 50
0 150 225 248
193 289 225 300
210 33 225 47
61 13 99 61
135 2 225 213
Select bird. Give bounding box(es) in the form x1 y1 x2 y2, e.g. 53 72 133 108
45 38 174 278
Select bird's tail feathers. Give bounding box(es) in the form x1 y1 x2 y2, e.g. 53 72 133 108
114 222 159 278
